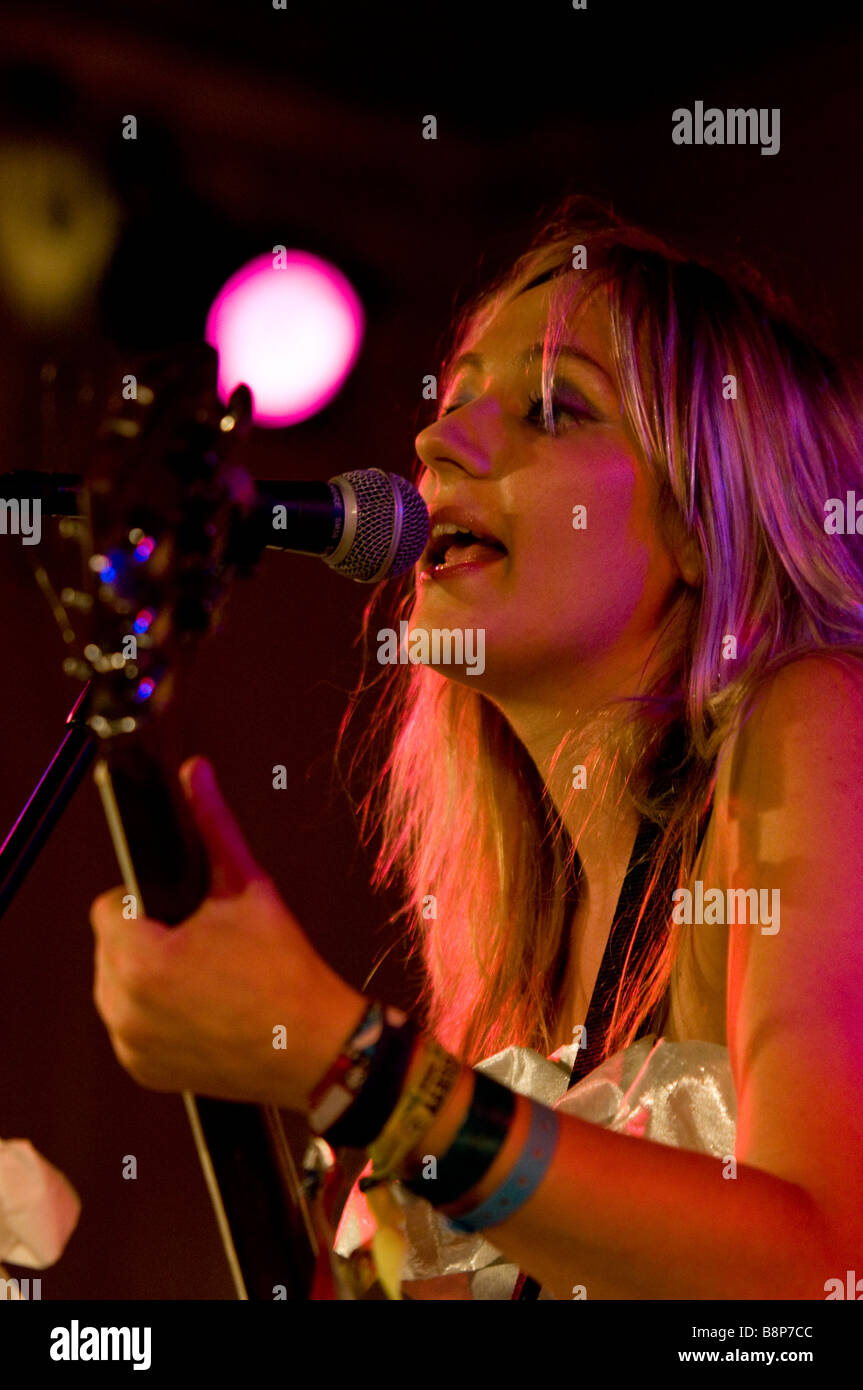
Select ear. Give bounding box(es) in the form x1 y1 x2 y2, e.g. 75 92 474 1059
663 503 702 587
674 529 703 587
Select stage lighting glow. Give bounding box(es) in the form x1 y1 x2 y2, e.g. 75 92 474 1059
205 251 364 427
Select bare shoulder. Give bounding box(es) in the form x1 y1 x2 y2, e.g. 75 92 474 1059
718 648 863 1261
670 652 863 1046
728 649 863 777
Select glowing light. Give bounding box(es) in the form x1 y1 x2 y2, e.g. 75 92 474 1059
100 565 116 584
135 678 155 702
133 609 154 635
205 250 364 427
134 536 155 562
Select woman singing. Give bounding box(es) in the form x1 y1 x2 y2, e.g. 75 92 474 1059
90 195 863 1299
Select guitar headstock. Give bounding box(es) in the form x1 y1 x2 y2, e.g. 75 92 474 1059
60 343 254 739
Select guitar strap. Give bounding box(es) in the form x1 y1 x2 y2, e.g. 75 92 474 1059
511 728 715 1300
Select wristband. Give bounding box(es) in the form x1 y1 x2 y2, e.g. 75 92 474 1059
308 997 419 1148
323 1018 421 1149
359 1037 463 1192
444 1098 559 1233
400 1069 517 1207
308 998 386 1132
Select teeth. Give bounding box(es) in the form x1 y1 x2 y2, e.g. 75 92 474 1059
430 522 474 540
426 519 504 568
429 522 498 544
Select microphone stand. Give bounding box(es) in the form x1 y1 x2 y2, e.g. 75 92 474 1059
0 685 97 918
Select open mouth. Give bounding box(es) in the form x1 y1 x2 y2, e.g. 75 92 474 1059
422 525 508 573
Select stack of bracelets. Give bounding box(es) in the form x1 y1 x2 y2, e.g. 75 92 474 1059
307 998 560 1235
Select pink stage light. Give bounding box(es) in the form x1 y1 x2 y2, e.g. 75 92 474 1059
205 250 364 427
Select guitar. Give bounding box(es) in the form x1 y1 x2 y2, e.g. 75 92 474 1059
54 343 356 1300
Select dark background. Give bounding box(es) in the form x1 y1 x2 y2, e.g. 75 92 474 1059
0 1 860 1299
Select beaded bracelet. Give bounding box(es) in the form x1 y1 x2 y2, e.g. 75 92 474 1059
308 998 420 1149
307 998 386 1132
324 1018 421 1149
400 1069 517 1207
444 1098 560 1234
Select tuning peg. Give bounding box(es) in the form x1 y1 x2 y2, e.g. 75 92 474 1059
222 384 253 440
62 657 91 681
60 588 94 612
89 714 138 738
103 418 141 440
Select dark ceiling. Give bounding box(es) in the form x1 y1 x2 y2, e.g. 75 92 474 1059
3 1 855 126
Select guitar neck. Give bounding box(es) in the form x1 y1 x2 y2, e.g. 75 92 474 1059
94 745 320 1301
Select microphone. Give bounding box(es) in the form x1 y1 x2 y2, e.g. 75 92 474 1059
0 469 429 583
254 471 428 581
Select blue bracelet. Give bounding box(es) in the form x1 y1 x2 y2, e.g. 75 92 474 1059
444 1098 560 1233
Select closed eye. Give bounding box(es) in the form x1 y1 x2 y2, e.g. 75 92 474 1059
525 391 594 431
437 392 595 429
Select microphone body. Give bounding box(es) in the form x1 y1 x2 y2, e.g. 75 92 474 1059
253 479 344 557
0 469 428 582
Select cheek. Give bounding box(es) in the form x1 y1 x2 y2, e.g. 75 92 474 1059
505 450 677 647
512 453 644 597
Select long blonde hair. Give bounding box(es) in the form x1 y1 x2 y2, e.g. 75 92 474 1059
336 195 863 1067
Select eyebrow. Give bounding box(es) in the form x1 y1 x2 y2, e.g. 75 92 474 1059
448 342 615 391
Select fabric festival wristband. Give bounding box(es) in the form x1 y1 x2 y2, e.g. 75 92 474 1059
359 1038 463 1191
400 1069 517 1207
322 1019 422 1149
444 1098 560 1234
363 1040 463 1186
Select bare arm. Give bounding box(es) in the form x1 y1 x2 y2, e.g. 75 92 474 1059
400 655 863 1300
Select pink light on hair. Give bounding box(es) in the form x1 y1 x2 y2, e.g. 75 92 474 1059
205 250 364 427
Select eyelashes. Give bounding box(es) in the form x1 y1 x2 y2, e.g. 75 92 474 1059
437 391 594 431
525 391 593 430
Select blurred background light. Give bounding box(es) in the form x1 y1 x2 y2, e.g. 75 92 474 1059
204 249 364 427
0 137 120 327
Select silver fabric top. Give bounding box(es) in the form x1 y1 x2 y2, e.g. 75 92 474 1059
333 1035 737 1299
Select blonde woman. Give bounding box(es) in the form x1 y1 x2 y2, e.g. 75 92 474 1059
90 196 863 1300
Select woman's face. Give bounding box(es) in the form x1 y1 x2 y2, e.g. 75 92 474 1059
410 278 689 706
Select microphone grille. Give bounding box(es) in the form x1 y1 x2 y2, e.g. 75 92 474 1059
327 470 429 582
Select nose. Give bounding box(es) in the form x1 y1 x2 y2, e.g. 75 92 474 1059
413 398 498 494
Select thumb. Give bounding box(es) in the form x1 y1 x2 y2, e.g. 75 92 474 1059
178 757 265 897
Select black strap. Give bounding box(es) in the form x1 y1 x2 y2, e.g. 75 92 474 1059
565 812 667 1090
511 815 664 1301
512 738 713 1300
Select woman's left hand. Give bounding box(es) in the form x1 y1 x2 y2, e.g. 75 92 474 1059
89 756 367 1112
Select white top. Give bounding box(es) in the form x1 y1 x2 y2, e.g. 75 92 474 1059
0 1137 81 1299
333 1035 737 1298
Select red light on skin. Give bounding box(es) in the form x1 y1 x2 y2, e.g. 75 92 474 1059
205 251 364 427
